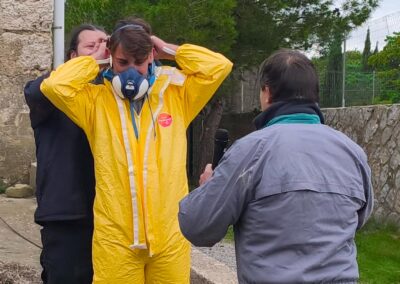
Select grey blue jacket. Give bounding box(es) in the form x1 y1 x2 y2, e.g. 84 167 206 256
179 104 373 283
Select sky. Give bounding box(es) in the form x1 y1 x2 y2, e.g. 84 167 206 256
306 0 400 56
370 0 399 20
344 0 400 51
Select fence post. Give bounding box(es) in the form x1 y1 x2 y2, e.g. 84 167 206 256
372 70 376 104
342 37 346 107
241 81 244 113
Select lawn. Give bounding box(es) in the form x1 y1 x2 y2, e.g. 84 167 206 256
356 220 400 284
224 219 400 283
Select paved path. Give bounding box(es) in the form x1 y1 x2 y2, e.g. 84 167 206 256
0 195 41 270
0 194 237 283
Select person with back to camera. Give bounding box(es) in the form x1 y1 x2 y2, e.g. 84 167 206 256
40 17 233 283
178 49 374 284
24 24 108 283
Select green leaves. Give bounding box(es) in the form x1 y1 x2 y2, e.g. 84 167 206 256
66 0 237 55
65 0 378 71
231 0 378 67
369 33 400 71
368 32 400 104
362 28 372 71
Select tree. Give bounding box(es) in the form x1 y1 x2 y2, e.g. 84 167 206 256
321 32 343 107
362 28 371 71
369 33 400 103
369 33 400 70
65 0 106 33
232 0 379 67
66 0 379 58
139 0 237 55
66 0 237 55
373 41 379 55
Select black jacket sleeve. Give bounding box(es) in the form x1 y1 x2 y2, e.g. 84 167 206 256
24 73 55 128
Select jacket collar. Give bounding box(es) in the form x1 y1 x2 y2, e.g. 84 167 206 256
253 100 325 130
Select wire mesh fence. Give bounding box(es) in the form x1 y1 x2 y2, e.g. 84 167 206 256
346 11 400 52
318 70 396 108
315 11 400 108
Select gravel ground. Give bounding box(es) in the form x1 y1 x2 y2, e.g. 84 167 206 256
0 261 40 284
196 241 237 272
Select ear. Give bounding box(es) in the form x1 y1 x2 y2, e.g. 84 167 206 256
265 86 272 103
152 47 158 61
70 50 77 59
149 49 155 62
260 86 272 111
261 86 272 103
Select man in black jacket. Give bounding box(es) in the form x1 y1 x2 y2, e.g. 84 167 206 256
24 24 108 284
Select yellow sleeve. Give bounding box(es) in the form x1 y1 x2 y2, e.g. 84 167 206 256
40 56 100 132
176 44 233 125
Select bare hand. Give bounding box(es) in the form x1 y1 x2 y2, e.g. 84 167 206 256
199 164 213 186
151 35 178 61
90 41 109 61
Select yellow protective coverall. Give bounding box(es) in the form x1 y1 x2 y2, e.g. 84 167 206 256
41 44 233 283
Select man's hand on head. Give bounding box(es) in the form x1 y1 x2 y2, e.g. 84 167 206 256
90 40 109 61
151 35 178 61
89 40 110 70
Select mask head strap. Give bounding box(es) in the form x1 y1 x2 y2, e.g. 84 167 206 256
111 24 144 37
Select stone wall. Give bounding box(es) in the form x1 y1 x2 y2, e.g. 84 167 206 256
324 105 400 224
0 0 53 185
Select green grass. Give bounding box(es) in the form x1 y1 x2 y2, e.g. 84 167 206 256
224 220 400 283
224 226 234 242
356 220 400 284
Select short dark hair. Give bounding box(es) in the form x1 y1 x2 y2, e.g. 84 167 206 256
108 17 153 65
258 49 319 103
65 24 106 61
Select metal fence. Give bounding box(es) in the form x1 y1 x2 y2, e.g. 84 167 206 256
315 11 400 108
319 69 400 108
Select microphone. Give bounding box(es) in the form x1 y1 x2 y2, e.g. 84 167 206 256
212 128 229 170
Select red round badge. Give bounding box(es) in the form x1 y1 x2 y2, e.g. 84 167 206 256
158 113 172 127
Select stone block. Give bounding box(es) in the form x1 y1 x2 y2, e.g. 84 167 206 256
0 33 52 76
387 106 400 126
0 74 34 126
0 0 53 32
381 127 392 146
5 183 33 198
0 74 24 103
0 126 35 184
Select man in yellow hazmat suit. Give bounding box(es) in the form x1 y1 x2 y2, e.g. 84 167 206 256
41 18 233 283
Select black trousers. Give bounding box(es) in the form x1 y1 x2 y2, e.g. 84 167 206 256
39 219 93 284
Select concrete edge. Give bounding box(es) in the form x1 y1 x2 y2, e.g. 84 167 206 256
191 248 238 284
